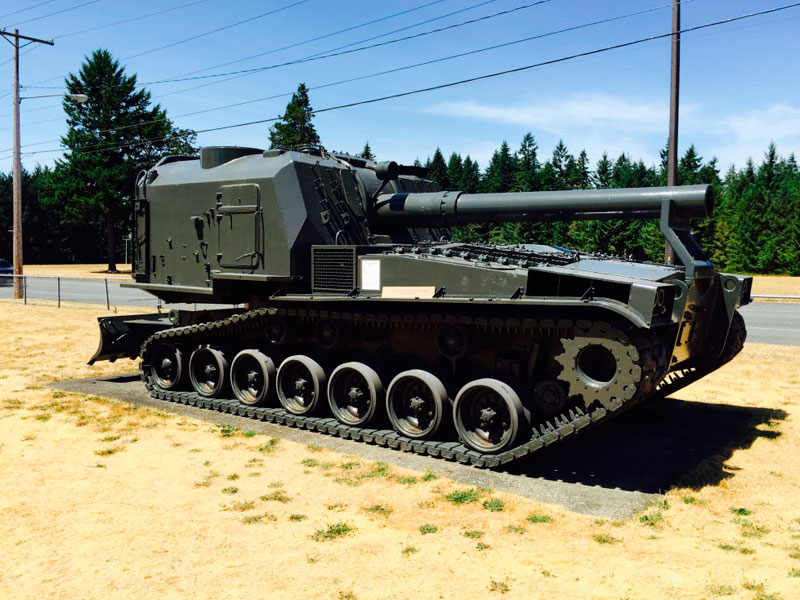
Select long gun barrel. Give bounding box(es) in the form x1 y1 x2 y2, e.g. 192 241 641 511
373 184 713 230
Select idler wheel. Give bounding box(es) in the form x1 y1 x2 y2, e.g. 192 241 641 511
230 349 276 406
148 342 184 390
189 346 229 397
386 370 448 439
453 378 525 454
327 362 383 427
277 355 326 415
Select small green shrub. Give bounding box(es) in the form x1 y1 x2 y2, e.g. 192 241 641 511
393 475 417 485
422 468 439 481
482 498 505 512
365 505 392 517
489 579 509 594
289 514 307 521
256 438 279 453
419 524 438 534
463 530 484 539
639 512 663 526
707 584 735 596
260 490 290 503
360 462 389 479
222 487 238 494
731 507 752 516
311 522 353 541
682 496 705 505
593 533 620 544
718 543 735 552
526 514 552 524
445 488 482 504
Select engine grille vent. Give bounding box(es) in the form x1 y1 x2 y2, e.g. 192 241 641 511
312 246 356 293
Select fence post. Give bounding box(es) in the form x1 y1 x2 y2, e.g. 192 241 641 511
104 278 110 310
57 277 61 308
23 275 26 305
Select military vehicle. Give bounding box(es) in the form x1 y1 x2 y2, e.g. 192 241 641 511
89 145 751 467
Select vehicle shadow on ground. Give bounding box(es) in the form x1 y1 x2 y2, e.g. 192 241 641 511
508 397 786 493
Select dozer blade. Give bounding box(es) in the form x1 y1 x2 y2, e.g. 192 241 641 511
88 313 172 365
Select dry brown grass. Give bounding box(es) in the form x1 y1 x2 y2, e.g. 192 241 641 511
24 264 132 279
1 300 799 599
750 274 800 296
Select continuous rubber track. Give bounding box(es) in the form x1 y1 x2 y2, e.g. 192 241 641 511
137 306 726 469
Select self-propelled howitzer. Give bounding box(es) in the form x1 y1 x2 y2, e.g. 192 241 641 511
90 146 751 467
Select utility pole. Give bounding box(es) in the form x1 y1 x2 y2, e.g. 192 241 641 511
1 29 54 299
665 0 680 263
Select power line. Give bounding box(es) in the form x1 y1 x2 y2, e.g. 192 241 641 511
1 1 679 149
0 0 215 69
122 0 311 61
8 2 798 161
5 0 106 28
19 0 515 96
142 0 547 102
0 0 59 21
59 0 214 40
172 0 447 78
150 0 536 87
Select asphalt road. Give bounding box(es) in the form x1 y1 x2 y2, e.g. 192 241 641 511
0 276 156 306
739 301 800 346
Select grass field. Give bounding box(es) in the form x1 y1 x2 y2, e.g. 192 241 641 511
0 300 799 599
24 264 132 279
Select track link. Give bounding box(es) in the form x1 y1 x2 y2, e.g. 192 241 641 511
139 306 669 469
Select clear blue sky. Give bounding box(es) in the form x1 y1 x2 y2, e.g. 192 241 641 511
2 0 799 175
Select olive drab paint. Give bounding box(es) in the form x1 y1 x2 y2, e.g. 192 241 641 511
88 146 751 464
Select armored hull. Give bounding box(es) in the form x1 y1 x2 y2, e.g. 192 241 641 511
90 146 751 466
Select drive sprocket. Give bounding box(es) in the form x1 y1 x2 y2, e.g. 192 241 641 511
554 322 641 412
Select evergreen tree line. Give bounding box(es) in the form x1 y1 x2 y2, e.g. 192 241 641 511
415 136 800 275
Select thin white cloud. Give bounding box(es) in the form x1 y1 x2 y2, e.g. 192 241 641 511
716 103 800 144
427 94 672 135
425 94 800 172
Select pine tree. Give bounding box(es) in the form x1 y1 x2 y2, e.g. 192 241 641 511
359 141 375 161
41 49 196 271
513 133 539 192
550 140 572 189
595 153 612 188
459 156 481 193
482 142 516 193
450 156 482 242
568 150 591 189
446 153 463 190
428 148 449 189
268 83 320 150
